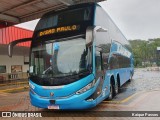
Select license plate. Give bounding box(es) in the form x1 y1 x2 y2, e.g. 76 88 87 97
48 105 59 109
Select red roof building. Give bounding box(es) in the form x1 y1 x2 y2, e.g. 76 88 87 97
0 26 33 47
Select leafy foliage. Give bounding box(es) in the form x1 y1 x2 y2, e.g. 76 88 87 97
129 38 160 67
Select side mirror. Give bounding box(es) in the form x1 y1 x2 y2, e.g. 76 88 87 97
8 38 32 57
86 26 94 46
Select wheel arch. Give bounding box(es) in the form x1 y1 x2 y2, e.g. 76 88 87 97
110 75 115 86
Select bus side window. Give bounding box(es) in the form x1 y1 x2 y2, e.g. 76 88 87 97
109 54 119 69
102 54 109 70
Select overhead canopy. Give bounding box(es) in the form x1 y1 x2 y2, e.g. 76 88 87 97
0 0 104 27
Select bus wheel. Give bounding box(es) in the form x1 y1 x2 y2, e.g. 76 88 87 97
114 81 119 95
108 83 113 100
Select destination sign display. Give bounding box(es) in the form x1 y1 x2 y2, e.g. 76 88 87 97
39 25 80 37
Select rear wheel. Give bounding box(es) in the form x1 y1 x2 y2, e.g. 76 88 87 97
108 83 113 100
114 81 119 95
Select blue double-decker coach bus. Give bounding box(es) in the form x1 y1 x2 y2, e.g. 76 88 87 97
8 3 134 109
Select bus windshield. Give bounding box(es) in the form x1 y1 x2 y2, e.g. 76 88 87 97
30 37 92 78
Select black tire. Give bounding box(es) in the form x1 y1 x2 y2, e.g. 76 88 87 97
114 81 119 95
108 83 113 100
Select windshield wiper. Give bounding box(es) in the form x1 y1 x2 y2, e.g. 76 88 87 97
43 66 52 74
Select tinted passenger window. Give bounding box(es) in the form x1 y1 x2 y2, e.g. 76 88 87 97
109 55 119 69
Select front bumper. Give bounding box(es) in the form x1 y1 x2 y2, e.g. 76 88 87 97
30 85 97 109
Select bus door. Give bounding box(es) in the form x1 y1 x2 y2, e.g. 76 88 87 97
94 50 105 98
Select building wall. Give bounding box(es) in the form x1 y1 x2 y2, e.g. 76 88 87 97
0 55 29 80
0 26 32 81
0 55 29 73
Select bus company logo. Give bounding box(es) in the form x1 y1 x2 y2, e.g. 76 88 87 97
39 25 80 37
50 92 54 97
2 112 11 117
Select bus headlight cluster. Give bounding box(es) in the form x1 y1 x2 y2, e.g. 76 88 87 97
76 79 96 94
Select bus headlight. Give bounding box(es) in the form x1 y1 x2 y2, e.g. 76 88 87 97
76 79 96 94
